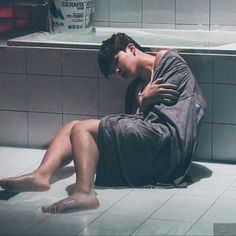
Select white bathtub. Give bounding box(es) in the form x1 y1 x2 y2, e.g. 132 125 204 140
7 27 236 52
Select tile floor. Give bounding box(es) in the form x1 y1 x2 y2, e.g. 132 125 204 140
0 146 236 236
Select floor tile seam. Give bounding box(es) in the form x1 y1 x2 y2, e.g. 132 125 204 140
76 188 135 235
144 217 193 224
14 163 42 176
6 192 36 205
14 213 51 236
128 192 178 236
192 182 234 188
0 148 25 161
230 177 236 187
183 185 231 235
215 182 236 200
174 191 226 198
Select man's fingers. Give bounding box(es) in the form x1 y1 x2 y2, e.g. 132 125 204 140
162 98 178 106
158 83 178 90
158 88 179 97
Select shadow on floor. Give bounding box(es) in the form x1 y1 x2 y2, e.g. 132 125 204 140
0 166 75 200
187 162 212 183
50 166 75 184
0 191 18 200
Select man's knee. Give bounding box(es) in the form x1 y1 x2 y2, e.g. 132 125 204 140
70 119 99 140
70 120 84 138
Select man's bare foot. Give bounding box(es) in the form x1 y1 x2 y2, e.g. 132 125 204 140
42 191 99 213
0 172 50 192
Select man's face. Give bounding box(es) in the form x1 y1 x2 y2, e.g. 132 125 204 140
112 46 138 81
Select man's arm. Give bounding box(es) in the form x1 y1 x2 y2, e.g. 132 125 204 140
138 78 179 113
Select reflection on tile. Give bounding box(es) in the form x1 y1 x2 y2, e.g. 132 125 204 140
28 211 101 236
1 147 236 236
132 218 192 236
109 22 142 28
177 183 226 198
107 189 173 219
0 146 23 161
110 0 142 23
186 198 236 235
176 24 209 30
94 0 109 22
221 188 236 199
211 0 236 26
142 23 175 29
176 0 210 25
142 0 175 24
0 148 44 179
95 188 132 212
151 194 216 222
192 172 236 187
79 213 144 236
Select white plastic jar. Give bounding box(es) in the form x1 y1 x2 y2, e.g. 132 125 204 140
51 0 94 33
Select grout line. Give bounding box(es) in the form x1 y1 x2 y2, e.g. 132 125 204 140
184 182 233 235
211 55 214 162
129 190 179 235
209 0 211 31
76 188 135 235
174 0 177 29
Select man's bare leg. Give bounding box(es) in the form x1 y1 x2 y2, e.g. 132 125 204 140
42 119 100 213
0 121 79 192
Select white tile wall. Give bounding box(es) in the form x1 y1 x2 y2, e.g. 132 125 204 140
214 56 236 84
195 123 212 161
26 48 62 75
211 0 236 26
0 111 27 147
62 50 98 77
110 0 142 23
94 0 109 22
0 73 27 111
142 0 175 24
212 124 236 162
176 0 210 25
200 83 212 123
63 76 98 115
213 84 236 124
0 48 26 73
28 75 62 113
93 0 236 31
98 77 129 116
28 112 62 148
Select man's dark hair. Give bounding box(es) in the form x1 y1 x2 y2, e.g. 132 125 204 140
98 33 143 80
